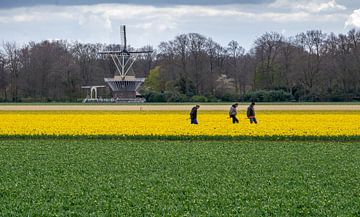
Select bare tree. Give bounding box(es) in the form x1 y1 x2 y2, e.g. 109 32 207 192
71 42 103 86
205 38 223 95
295 30 326 100
0 51 8 101
3 42 21 101
227 40 245 93
254 32 283 89
134 45 156 78
277 37 300 94
188 33 207 95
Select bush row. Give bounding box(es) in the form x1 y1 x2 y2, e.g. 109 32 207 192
141 90 295 102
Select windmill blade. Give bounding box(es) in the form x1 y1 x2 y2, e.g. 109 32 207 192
128 50 153 54
120 25 127 51
98 50 123 54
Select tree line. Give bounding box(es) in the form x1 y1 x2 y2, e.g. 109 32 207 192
0 29 359 102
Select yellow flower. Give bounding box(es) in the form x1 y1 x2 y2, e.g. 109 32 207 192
0 111 359 138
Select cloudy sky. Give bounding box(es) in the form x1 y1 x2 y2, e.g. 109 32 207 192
0 0 359 50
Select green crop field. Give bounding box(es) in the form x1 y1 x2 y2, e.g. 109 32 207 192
1 139 360 216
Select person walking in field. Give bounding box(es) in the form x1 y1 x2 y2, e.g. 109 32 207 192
229 103 239 124
247 102 257 124
190 105 200 124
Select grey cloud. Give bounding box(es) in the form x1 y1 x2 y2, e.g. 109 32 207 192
337 0 359 10
0 0 274 8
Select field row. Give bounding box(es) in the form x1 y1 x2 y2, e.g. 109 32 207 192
1 139 359 215
0 111 359 140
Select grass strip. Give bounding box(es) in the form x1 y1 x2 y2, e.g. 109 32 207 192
0 134 359 141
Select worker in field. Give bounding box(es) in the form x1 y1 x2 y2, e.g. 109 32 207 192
190 105 200 124
247 102 257 124
229 103 239 124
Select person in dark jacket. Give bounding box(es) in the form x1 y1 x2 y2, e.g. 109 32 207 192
247 102 257 124
229 103 239 124
190 105 200 124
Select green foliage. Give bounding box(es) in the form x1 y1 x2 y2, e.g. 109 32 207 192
140 90 167 102
1 139 360 216
140 90 189 102
242 90 293 102
190 95 208 102
141 69 200 102
254 64 266 89
164 91 188 102
143 66 164 92
254 63 284 90
175 77 196 97
220 92 241 102
204 95 220 102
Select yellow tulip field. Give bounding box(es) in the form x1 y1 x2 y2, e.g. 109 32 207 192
0 110 359 139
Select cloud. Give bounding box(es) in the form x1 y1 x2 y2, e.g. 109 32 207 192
0 2 351 49
297 0 346 13
270 0 346 13
0 0 273 8
0 6 75 24
0 3 346 27
345 9 360 28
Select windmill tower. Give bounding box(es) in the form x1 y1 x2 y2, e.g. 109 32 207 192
99 25 152 101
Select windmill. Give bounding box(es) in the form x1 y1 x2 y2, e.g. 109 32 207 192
99 25 152 101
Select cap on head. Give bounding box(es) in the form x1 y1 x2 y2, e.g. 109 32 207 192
196 105 200 108
251 102 255 105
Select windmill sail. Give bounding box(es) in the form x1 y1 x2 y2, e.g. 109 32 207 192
120 25 127 52
99 25 152 55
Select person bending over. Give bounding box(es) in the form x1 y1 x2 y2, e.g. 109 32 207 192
229 103 239 124
190 105 200 124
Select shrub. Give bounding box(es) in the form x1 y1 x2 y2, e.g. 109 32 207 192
190 95 208 102
242 90 293 102
164 91 189 102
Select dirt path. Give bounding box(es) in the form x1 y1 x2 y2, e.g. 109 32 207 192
0 104 359 111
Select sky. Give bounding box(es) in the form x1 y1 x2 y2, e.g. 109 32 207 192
0 0 359 51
